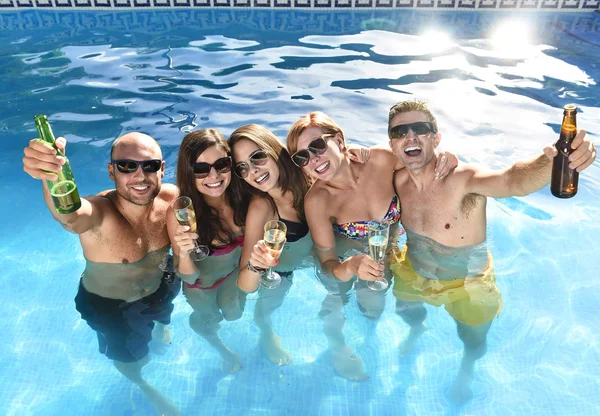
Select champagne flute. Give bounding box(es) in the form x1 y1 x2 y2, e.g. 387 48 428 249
367 220 390 291
172 196 210 262
261 220 287 289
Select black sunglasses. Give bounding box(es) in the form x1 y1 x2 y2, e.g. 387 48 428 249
234 149 269 179
192 156 232 179
111 159 162 174
290 134 336 168
389 122 436 140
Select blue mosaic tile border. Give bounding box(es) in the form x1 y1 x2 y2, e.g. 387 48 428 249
0 0 598 8
1 8 598 35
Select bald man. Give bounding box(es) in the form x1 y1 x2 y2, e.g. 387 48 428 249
23 133 180 416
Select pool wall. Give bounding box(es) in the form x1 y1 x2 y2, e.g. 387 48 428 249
0 7 598 36
0 0 598 11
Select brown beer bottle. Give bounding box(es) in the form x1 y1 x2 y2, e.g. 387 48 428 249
551 104 578 199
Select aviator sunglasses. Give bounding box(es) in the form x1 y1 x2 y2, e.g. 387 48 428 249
192 156 232 179
234 149 269 179
389 122 436 140
290 133 336 168
111 159 163 174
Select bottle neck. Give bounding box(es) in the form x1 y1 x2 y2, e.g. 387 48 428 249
561 113 577 134
34 118 56 146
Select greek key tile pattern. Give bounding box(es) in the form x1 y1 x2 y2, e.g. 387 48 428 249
2 8 599 34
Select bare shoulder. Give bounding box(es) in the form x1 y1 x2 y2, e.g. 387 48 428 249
453 163 487 180
246 195 277 228
88 190 117 210
96 188 116 198
248 194 276 215
393 167 410 185
369 147 395 165
440 163 480 192
157 183 179 203
305 184 331 212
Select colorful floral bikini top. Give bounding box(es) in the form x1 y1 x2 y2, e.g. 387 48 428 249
333 195 402 240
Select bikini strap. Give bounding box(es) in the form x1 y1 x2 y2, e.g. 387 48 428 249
273 199 281 220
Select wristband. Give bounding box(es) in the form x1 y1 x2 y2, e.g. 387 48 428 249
247 261 267 274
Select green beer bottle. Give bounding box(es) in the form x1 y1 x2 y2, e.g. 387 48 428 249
34 115 82 214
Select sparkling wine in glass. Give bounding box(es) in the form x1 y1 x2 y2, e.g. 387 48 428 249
172 196 210 262
367 220 390 291
261 220 287 289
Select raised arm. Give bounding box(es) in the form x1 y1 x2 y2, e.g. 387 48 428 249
466 129 595 198
369 145 458 177
237 196 277 293
347 144 404 170
23 137 103 234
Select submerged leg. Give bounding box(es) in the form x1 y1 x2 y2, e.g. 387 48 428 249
254 274 294 366
187 287 243 373
149 321 173 355
113 357 179 416
355 275 389 321
395 299 428 355
448 320 493 405
151 322 172 345
318 270 368 381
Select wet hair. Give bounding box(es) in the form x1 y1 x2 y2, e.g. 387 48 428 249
176 129 248 248
228 124 311 222
285 111 346 156
388 100 438 138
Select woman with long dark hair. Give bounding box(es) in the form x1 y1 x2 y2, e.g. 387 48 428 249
166 128 248 373
228 124 314 366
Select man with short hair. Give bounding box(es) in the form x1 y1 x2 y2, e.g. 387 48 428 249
23 132 180 416
387 100 596 403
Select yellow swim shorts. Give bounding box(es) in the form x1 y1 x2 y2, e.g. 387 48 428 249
389 246 502 327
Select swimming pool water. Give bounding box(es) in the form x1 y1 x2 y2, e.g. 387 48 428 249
1 8 599 416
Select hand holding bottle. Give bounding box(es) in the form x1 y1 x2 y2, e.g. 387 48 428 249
24 115 81 214
543 129 593 172
23 136 67 181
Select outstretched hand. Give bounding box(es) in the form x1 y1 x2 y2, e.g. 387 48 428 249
23 137 67 181
544 129 596 172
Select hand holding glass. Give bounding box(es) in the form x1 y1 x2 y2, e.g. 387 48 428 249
261 220 287 289
367 220 390 291
172 196 210 262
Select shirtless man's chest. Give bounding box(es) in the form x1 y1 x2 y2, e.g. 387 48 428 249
81 195 171 264
78 189 177 301
395 172 488 247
